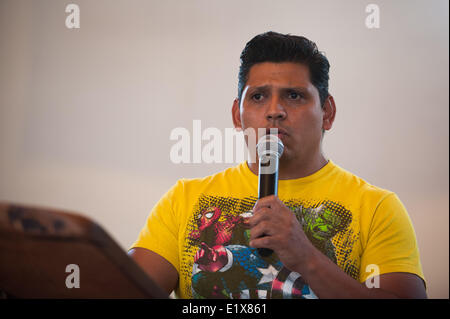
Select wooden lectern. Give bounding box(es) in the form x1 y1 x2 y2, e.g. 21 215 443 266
0 202 168 299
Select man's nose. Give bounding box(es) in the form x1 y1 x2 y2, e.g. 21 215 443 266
265 96 287 121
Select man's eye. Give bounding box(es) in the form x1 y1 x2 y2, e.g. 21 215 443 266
252 93 263 101
288 92 302 99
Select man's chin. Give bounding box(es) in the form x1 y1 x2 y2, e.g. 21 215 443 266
279 149 293 164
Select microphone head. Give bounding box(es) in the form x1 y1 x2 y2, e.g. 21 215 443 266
257 134 284 159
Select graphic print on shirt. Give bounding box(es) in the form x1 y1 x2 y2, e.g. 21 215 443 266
181 195 358 299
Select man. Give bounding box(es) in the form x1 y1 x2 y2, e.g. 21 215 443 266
128 32 426 299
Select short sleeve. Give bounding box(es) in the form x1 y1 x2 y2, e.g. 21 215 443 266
129 180 184 274
359 193 425 286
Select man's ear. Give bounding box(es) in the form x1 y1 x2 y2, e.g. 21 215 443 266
232 98 243 130
322 95 336 131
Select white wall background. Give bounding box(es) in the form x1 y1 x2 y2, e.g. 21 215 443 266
0 0 448 298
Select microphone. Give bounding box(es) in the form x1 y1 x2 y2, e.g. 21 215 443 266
256 133 284 257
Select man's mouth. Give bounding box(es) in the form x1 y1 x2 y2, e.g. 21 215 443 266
265 127 288 138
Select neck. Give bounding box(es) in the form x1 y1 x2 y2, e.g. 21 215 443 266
247 151 328 180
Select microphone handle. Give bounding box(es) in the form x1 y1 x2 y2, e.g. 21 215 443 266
258 172 278 198
257 158 279 257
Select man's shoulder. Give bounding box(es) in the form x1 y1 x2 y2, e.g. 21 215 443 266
330 161 394 201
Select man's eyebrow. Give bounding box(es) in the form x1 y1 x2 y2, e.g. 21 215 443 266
281 86 309 91
247 85 270 91
248 85 309 91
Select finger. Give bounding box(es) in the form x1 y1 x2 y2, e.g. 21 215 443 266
248 207 271 227
253 195 283 212
249 235 274 250
253 195 277 211
249 220 273 241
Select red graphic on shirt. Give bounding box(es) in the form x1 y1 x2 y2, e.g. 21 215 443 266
190 206 242 246
190 206 242 272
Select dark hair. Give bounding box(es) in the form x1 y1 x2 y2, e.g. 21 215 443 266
238 31 330 107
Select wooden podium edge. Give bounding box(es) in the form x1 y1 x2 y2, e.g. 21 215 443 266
0 201 169 299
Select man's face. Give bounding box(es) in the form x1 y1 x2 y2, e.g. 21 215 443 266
232 62 333 164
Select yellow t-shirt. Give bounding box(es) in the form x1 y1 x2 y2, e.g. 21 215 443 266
130 160 425 299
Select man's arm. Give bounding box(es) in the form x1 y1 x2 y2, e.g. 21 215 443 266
128 247 179 295
249 195 427 299
299 244 427 298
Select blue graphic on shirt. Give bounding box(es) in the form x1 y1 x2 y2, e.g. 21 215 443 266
192 244 317 299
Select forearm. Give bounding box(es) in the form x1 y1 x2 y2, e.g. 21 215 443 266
296 246 399 299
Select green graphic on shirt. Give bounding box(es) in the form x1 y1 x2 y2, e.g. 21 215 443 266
294 204 346 263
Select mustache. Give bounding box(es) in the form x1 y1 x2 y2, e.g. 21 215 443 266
265 127 288 136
